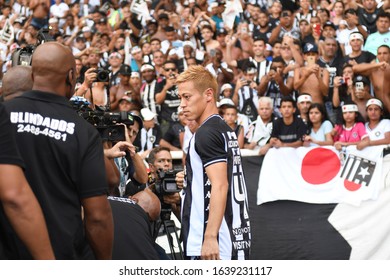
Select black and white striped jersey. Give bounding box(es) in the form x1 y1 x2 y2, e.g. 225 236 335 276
181 114 251 260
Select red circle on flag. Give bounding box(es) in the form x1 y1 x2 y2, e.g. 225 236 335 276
301 148 340 184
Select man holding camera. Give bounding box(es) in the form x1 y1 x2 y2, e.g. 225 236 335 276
3 42 113 259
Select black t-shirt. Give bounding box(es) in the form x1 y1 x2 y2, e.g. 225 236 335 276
155 80 181 123
109 197 159 260
344 51 376 65
271 116 308 143
3 91 108 259
162 122 184 149
357 6 382 34
0 104 25 260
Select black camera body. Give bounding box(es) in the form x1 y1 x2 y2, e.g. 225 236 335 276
155 169 180 196
70 97 133 141
11 28 54 66
95 68 110 82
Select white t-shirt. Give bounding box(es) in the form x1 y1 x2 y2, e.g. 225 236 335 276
365 119 390 141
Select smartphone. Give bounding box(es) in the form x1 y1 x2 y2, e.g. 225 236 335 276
307 56 316 65
355 82 364 91
313 24 321 36
210 49 216 57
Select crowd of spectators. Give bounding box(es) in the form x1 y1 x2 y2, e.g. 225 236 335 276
1 0 390 260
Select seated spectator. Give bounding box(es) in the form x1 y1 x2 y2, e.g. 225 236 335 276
270 96 307 148
297 93 313 124
332 102 369 151
245 97 274 156
219 104 244 149
357 98 390 150
303 103 334 147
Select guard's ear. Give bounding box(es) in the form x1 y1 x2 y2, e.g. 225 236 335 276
66 69 74 87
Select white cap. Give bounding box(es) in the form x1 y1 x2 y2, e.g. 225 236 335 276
82 26 91 32
183 41 194 49
49 17 58 24
220 83 233 93
366 98 383 109
141 108 156 121
217 98 235 107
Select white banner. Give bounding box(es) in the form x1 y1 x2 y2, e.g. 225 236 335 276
257 146 385 206
222 0 243 30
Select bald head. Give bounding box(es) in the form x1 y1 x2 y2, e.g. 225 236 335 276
2 66 33 101
132 189 161 221
31 42 76 97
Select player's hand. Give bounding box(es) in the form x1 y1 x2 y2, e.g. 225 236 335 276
201 236 220 260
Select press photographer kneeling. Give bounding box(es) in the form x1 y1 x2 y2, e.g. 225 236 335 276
147 147 183 259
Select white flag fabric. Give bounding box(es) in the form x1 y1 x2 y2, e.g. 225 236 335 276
222 0 243 30
130 0 151 24
257 145 385 206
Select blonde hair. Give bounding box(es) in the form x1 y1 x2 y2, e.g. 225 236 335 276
176 65 218 100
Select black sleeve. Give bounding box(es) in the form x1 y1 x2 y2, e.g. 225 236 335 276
270 118 281 139
195 125 228 167
296 118 308 140
0 104 24 168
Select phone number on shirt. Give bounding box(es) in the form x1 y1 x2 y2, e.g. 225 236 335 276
17 124 68 142
212 266 272 276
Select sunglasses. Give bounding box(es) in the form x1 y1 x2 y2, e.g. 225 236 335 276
164 68 177 72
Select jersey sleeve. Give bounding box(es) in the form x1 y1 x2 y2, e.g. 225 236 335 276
194 125 228 168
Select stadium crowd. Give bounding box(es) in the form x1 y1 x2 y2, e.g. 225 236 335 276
0 0 390 260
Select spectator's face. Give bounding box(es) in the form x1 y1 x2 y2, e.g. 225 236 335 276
309 17 321 30
376 16 390 34
143 119 155 130
280 11 293 28
223 108 238 126
216 34 226 47
377 47 390 63
280 101 296 118
322 26 336 38
75 59 82 74
299 21 310 35
304 52 318 61
309 107 322 124
281 45 292 60
147 23 158 34
166 31 176 42
114 37 125 49
298 101 312 115
118 100 134 112
259 12 269 27
318 10 329 23
201 28 213 42
363 0 376 10
158 18 169 29
354 84 370 100
349 38 363 51
163 62 178 78
127 121 140 143
272 43 281 57
122 6 131 18
366 105 382 122
132 50 143 60
150 40 161 52
130 76 141 88
187 58 197 66
271 2 282 14
92 12 102 23
221 88 232 98
342 66 354 80
151 150 173 173
88 52 101 65
334 2 344 15
142 43 151 55
300 0 311 9
253 40 265 57
153 51 165 66
324 39 338 57
142 69 156 83
258 100 272 121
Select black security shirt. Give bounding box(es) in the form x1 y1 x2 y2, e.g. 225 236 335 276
3 90 108 259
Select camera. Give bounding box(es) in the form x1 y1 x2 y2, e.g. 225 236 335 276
95 68 110 82
11 28 54 66
70 97 133 141
155 169 180 196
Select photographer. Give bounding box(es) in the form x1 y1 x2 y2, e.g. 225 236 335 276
147 147 182 221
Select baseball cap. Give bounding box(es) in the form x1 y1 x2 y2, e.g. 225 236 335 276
183 41 194 49
323 21 336 30
158 13 169 20
140 108 156 121
216 28 228 36
303 43 318 53
217 98 235 107
119 64 132 76
82 26 91 32
220 83 233 93
353 75 370 85
120 96 134 104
